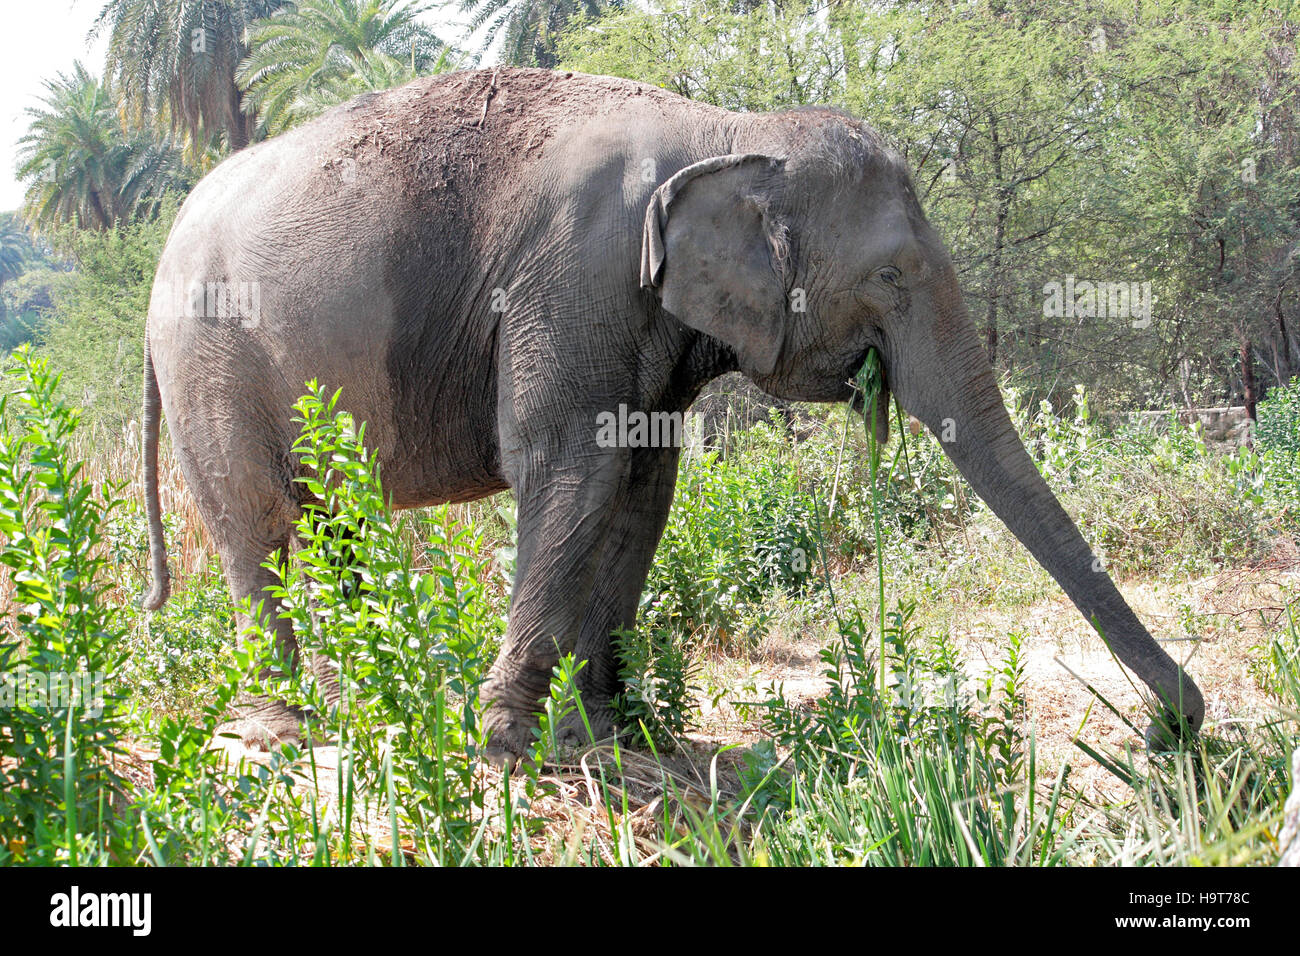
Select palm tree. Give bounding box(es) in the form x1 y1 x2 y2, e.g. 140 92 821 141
0 215 30 286
291 47 456 124
16 63 190 235
461 0 618 67
95 0 291 154
237 0 452 134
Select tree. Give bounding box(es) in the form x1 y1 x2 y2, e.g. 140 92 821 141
0 215 38 353
464 0 619 68
95 0 291 154
237 0 452 134
558 0 836 108
15 63 190 237
0 215 30 286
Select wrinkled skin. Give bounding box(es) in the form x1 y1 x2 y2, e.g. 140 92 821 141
142 69 1203 766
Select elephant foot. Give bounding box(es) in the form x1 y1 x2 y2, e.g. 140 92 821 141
479 702 623 769
481 702 537 773
555 704 621 753
215 695 321 753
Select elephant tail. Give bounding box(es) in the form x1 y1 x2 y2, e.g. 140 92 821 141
141 337 171 611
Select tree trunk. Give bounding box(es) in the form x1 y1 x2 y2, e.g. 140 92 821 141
984 113 1007 365
1240 331 1258 420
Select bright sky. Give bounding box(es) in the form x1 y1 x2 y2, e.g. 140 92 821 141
0 2 108 211
0 1 476 213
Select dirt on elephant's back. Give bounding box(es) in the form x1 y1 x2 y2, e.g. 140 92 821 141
336 68 706 208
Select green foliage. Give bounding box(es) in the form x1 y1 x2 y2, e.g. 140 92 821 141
121 554 233 718
641 427 816 645
1258 598 1300 707
16 62 191 236
0 349 130 864
612 627 699 748
237 0 453 135
1257 376 1300 513
749 601 1073 866
97 0 291 155
0 350 1295 867
2 265 70 355
0 213 31 286
559 0 1300 413
466 0 615 68
33 201 178 432
1074 607 1299 866
991 383 1270 580
250 382 500 862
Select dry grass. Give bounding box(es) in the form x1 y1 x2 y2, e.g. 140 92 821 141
0 424 514 621
182 737 746 865
80 426 214 580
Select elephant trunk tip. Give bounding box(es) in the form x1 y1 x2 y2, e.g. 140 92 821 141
141 573 170 612
1144 670 1206 751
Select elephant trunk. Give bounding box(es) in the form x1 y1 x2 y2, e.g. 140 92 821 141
883 264 1203 741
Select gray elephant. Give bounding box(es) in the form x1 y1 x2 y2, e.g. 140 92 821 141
141 68 1203 766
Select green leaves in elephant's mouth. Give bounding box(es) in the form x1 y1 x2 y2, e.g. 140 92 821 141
853 347 885 441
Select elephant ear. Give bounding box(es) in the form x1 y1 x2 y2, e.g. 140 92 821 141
640 154 789 377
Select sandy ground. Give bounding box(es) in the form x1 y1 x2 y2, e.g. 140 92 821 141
685 558 1299 807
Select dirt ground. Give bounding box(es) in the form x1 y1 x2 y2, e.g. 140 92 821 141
686 556 1300 808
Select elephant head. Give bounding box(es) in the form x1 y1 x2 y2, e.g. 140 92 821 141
640 111 1203 743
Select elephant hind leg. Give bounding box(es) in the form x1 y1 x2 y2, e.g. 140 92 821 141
210 527 309 751
213 524 349 752
176 439 315 750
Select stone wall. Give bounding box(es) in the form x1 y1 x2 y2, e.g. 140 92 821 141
1118 406 1253 453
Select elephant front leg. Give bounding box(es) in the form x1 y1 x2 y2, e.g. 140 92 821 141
480 453 630 768
556 448 681 750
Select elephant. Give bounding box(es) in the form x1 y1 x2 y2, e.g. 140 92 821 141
140 68 1203 767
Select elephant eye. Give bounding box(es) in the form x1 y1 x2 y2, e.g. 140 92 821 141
878 266 902 287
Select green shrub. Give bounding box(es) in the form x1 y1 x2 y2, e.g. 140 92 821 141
748 601 1074 866
250 382 501 863
612 627 700 748
33 204 178 433
0 348 131 864
1257 376 1300 513
641 427 816 645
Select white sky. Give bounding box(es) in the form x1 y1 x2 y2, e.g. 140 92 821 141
0 0 477 213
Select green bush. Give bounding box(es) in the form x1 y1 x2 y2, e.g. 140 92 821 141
0 348 131 863
250 383 501 863
746 600 1073 866
33 203 178 432
612 627 700 748
1257 376 1300 513
641 425 817 645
